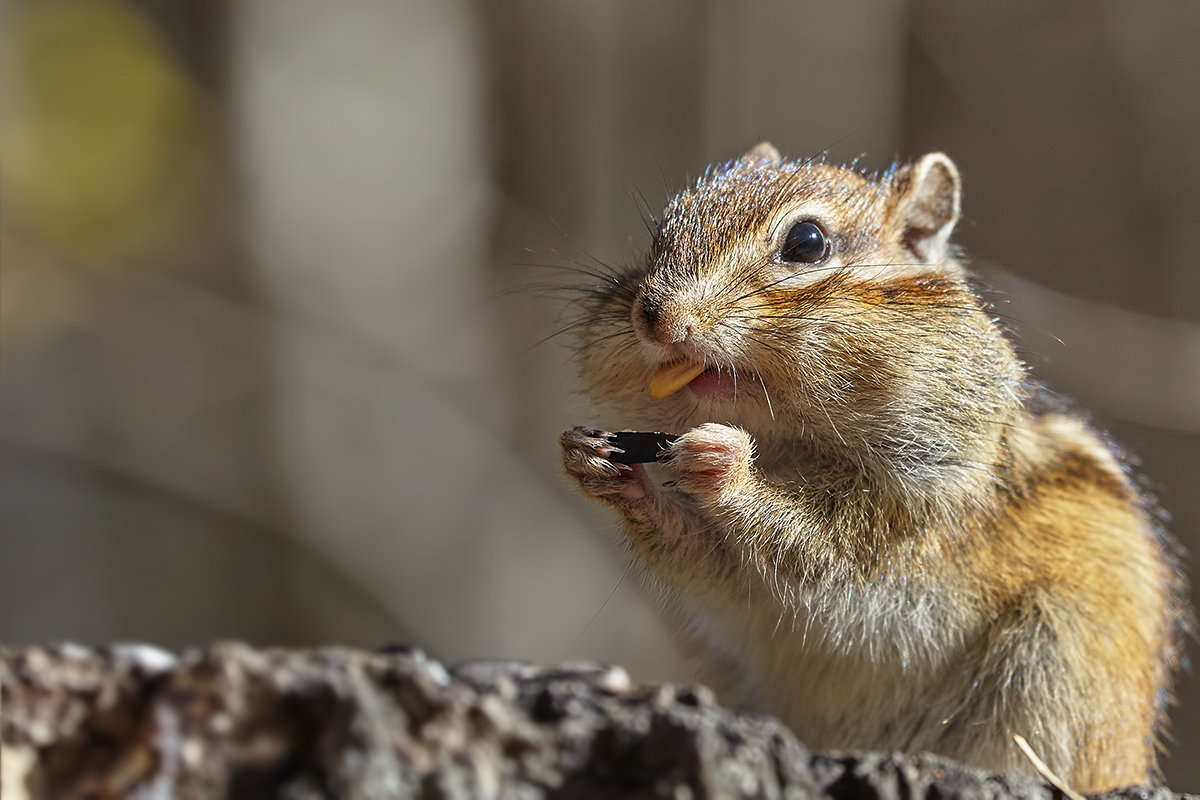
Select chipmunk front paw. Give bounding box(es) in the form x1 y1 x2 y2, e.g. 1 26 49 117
663 423 755 505
560 427 652 502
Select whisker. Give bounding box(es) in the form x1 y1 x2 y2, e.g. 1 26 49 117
574 557 636 642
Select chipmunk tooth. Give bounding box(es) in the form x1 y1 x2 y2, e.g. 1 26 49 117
648 361 708 399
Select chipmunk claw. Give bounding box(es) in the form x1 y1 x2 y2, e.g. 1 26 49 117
561 427 647 500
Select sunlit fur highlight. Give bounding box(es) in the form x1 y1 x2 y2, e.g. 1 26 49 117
559 146 1188 791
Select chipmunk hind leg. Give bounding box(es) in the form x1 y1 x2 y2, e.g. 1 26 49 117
925 588 1158 793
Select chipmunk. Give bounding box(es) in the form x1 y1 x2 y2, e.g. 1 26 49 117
559 143 1188 791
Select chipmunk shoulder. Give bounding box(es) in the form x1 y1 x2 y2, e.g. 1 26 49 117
560 142 1188 791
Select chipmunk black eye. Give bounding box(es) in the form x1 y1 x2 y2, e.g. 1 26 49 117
780 220 828 265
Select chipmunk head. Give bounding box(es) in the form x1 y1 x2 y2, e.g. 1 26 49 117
577 144 1023 482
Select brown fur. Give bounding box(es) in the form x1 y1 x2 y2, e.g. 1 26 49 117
559 145 1187 791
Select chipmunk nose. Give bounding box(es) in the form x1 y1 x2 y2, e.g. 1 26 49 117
634 291 694 345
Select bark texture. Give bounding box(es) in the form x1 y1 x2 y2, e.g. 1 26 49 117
0 644 1192 799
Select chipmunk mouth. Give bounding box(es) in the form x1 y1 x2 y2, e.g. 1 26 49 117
648 361 759 400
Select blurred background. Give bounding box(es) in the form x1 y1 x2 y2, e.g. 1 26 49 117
1 0 1197 786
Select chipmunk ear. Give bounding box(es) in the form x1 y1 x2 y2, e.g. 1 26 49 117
742 141 782 165
893 153 961 262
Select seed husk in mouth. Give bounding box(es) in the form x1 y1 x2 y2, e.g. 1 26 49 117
648 360 707 399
